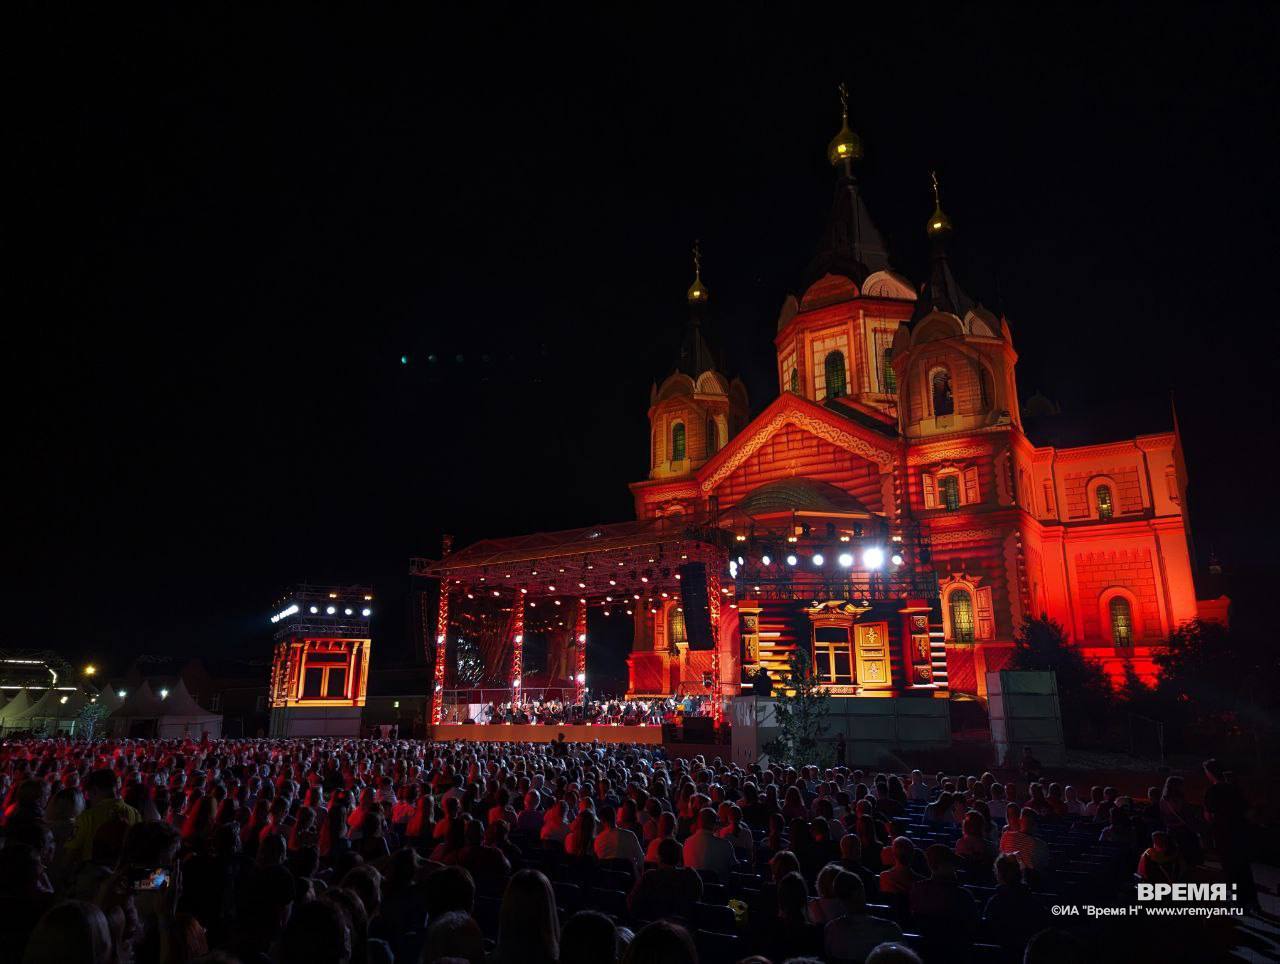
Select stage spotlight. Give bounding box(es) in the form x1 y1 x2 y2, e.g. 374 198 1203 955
761 554 771 566
159 688 169 699
576 672 586 683
362 608 372 616
310 606 319 613
786 554 798 566
326 605 336 614
729 560 738 578
890 553 904 567
736 555 745 566
862 546 886 569
344 607 353 614
838 552 854 567
811 553 825 566
117 690 127 698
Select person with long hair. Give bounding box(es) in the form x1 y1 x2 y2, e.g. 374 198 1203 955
496 869 560 964
565 810 597 859
540 800 570 843
765 870 823 962
782 785 807 821
430 812 470 864
405 791 435 848
320 797 353 860
180 793 218 851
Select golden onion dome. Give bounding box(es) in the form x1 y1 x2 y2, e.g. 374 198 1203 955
687 240 709 304
827 113 863 167
927 203 953 238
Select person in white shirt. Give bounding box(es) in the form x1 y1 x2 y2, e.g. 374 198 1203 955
716 802 753 858
998 807 1052 872
593 805 645 877
683 807 737 882
1063 785 1086 816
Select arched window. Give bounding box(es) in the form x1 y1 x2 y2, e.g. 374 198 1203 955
1096 484 1114 520
882 347 897 393
824 351 847 399
979 366 993 410
949 589 975 643
931 369 954 416
789 368 799 393
671 422 686 462
1110 596 1133 646
668 606 687 647
939 475 961 511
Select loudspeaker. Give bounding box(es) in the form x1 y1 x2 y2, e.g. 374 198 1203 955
679 562 715 650
683 716 714 742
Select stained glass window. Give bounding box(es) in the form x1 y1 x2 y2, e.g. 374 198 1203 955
940 475 961 511
1110 596 1133 646
882 347 897 392
671 422 686 461
1096 484 1114 520
949 589 975 642
825 351 847 399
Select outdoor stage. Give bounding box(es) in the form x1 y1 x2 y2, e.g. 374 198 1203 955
428 723 664 744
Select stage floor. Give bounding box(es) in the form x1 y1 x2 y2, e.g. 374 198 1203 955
429 723 664 744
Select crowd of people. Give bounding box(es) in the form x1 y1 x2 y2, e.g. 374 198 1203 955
479 695 712 726
0 735 1259 964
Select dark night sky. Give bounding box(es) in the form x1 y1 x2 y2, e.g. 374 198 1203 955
11 5 1279 675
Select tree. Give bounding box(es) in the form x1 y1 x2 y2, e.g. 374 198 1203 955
1152 619 1279 758
1008 615 1114 746
764 647 831 767
76 699 110 741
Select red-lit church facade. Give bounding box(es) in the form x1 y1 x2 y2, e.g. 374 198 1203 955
419 110 1222 722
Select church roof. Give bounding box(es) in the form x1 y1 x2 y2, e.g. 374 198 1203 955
908 249 975 324
721 478 874 520
800 172 891 292
674 320 718 378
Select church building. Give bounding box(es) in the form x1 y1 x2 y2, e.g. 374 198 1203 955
625 95 1219 701
420 93 1224 721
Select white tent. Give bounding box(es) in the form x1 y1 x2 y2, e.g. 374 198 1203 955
153 678 222 739
108 678 222 739
0 689 35 732
5 688 86 734
108 681 164 736
98 687 125 713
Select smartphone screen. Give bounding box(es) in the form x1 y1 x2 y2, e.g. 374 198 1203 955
132 868 169 891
